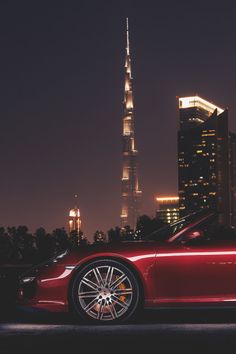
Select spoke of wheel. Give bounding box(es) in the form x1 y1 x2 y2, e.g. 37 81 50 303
110 274 127 290
78 290 98 299
112 295 129 310
93 267 105 287
109 302 118 319
81 277 99 291
97 303 105 320
105 266 114 287
114 288 133 296
84 298 98 313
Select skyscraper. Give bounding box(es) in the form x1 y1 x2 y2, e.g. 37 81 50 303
156 196 180 224
178 96 236 227
120 18 142 230
68 196 81 233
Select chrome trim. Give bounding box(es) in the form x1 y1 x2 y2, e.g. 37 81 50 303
20 276 36 284
65 265 76 270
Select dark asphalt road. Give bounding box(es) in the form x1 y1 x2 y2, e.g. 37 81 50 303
1 310 236 354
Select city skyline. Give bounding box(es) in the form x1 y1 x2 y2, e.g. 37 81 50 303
1 1 236 239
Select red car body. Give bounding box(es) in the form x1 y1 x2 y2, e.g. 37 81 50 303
18 211 236 314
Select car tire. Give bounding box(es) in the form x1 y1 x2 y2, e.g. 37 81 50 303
70 259 141 324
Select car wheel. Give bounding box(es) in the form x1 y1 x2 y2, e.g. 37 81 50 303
70 259 141 323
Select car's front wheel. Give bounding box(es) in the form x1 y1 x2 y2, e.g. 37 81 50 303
70 259 141 323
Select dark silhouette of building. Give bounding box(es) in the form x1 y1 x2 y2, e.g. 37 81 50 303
120 18 142 229
178 96 236 227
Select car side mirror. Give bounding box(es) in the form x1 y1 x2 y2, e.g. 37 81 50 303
180 229 204 246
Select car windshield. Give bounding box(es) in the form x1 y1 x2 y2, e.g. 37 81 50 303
145 210 213 242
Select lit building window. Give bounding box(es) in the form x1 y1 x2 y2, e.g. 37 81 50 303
156 196 180 224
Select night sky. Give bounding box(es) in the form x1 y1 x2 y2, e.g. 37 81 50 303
1 0 236 240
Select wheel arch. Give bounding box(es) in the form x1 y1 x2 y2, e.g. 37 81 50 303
67 255 145 310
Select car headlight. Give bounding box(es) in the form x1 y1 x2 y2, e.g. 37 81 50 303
19 250 69 285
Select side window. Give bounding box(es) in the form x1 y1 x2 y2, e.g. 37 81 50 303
179 216 236 245
176 216 218 245
205 223 236 243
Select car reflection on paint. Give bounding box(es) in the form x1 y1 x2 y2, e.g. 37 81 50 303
18 210 236 323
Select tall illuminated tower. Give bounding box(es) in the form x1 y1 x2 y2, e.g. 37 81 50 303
68 196 81 233
120 18 142 230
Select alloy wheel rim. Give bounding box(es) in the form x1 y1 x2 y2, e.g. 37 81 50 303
78 265 133 321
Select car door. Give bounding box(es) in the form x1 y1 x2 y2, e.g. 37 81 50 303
154 225 236 304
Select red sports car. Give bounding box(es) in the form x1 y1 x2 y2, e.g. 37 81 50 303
18 210 236 323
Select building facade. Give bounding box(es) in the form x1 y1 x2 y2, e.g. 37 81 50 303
156 197 180 224
178 96 236 227
69 206 81 233
120 18 142 230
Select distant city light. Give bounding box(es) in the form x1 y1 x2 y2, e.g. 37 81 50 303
69 209 80 218
156 197 179 202
179 96 224 115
